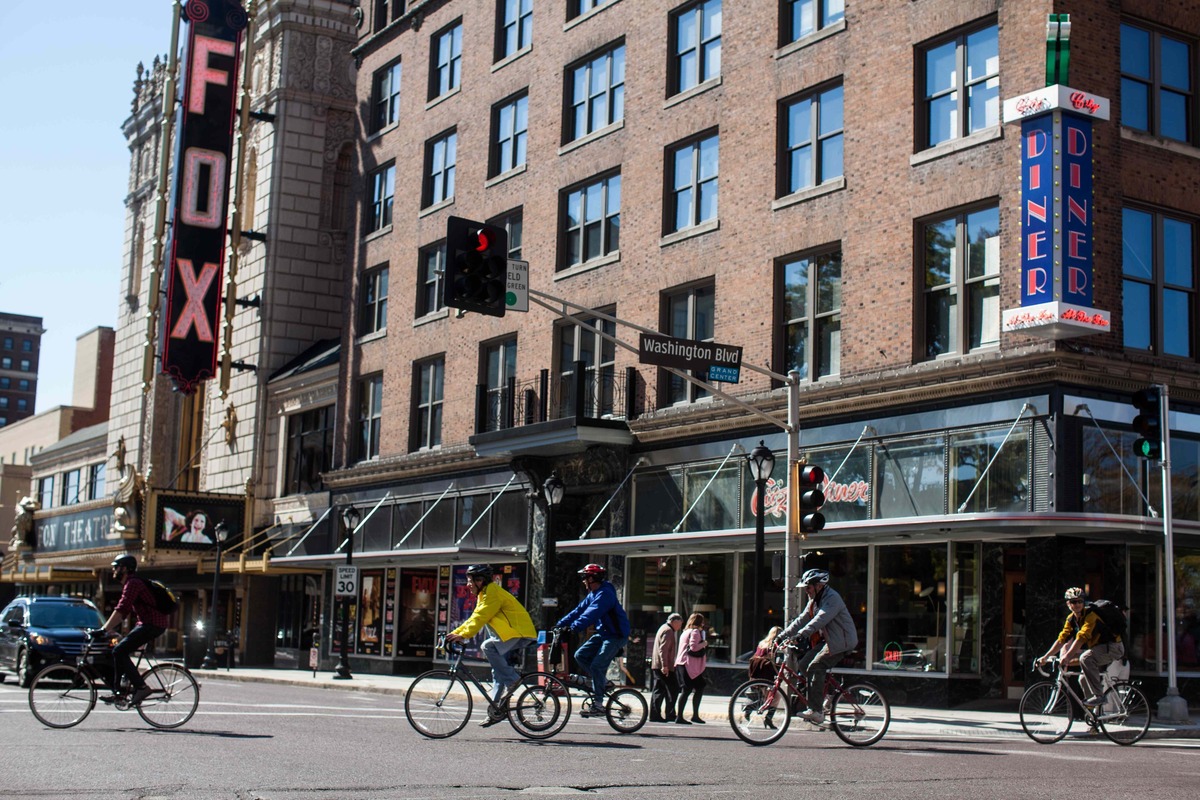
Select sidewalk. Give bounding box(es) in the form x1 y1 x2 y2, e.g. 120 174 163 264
191 666 1200 740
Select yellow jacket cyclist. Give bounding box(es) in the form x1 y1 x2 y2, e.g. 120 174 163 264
446 564 537 726
1034 587 1125 706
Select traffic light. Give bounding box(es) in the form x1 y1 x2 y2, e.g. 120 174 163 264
791 462 826 536
1131 386 1162 460
443 216 508 317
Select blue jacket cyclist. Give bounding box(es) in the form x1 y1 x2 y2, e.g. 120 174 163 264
554 563 631 717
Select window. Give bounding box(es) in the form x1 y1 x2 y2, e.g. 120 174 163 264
18 379 28 391
417 244 445 317
670 0 721 95
360 265 389 335
1123 207 1195 358
491 92 528 176
285 405 334 495
558 313 616 418
367 164 395 233
663 283 714 404
61 469 81 505
88 462 106 500
357 376 384 461
781 0 844 45
1 338 10 349
1121 23 1193 143
429 21 463 99
490 208 523 260
39 476 54 510
21 340 31 352
562 172 621 268
423 130 457 207
778 248 841 380
19 360 30 372
0 378 7 388
667 131 718 232
483 338 517 431
497 0 532 60
0 398 6 408
570 0 615 19
921 204 1000 359
780 82 843 195
567 44 625 141
920 23 999 149
1 358 10 369
16 399 26 411
371 59 402 133
413 358 445 450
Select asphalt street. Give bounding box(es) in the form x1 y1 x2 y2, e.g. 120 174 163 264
2 674 1200 800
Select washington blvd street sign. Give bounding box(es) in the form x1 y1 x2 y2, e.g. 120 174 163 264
638 332 742 383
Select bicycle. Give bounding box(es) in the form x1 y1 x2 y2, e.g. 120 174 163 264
728 641 890 747
28 630 200 730
404 633 572 740
1018 656 1150 745
550 627 648 734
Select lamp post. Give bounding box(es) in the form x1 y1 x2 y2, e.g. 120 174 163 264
542 471 565 628
746 441 776 640
334 504 360 680
200 521 229 669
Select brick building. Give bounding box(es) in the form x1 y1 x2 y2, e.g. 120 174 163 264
0 313 44 428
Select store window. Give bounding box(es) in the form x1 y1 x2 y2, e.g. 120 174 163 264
1127 544 1157 672
680 554 734 662
633 469 684 535
491 491 528 549
1174 546 1200 673
948 427 1029 513
876 436 946 518
798 548 867 669
950 542 980 673
1081 427 1143 516
874 543 949 672
737 549 786 659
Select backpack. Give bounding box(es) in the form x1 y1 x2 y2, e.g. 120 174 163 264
1086 599 1127 645
143 578 179 614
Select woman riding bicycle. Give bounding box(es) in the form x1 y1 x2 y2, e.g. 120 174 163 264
777 568 857 725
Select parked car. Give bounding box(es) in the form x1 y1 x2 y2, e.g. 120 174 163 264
0 596 105 687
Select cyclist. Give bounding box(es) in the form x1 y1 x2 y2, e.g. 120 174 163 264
777 568 858 725
1034 587 1125 706
446 564 537 727
554 563 631 718
99 554 170 706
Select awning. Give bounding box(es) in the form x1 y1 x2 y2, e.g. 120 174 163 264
0 563 99 584
269 545 527 570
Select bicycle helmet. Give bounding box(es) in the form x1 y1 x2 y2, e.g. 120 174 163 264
1063 586 1085 601
577 563 607 580
111 554 138 572
465 564 493 579
797 568 830 588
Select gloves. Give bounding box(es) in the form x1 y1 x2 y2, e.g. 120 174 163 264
88 628 110 639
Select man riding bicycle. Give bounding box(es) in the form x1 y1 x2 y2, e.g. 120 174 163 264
99 555 170 706
446 564 537 727
1034 587 1125 707
554 563 630 718
777 568 858 725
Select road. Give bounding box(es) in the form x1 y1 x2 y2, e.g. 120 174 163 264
2 677 1198 799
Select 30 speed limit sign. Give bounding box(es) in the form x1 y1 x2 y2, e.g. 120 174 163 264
335 565 359 597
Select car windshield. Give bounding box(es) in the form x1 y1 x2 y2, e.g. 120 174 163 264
27 603 103 629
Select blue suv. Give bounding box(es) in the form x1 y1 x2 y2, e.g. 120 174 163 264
0 596 104 687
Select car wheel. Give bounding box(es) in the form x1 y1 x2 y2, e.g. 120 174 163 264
17 649 33 688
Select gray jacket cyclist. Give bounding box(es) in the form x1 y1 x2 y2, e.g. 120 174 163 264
778 569 858 725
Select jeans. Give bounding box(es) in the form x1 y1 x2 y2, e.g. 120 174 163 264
112 624 164 692
481 635 534 704
575 634 627 705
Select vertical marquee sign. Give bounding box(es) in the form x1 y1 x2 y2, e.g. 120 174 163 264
162 0 247 393
1000 17 1110 340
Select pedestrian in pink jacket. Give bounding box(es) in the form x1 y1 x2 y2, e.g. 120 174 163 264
673 612 708 724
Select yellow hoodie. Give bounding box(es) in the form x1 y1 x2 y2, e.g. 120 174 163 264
451 582 537 641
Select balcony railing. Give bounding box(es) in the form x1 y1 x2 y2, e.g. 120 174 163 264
475 360 642 434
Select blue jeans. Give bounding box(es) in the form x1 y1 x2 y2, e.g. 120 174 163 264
574 634 627 706
480 636 533 704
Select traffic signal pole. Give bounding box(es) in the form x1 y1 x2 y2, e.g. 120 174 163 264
1156 385 1188 722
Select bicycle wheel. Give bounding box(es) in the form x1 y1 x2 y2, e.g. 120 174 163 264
509 673 571 740
405 670 472 739
1099 683 1150 746
136 664 199 729
1019 681 1072 744
606 688 648 734
29 664 96 729
728 679 790 745
829 682 890 746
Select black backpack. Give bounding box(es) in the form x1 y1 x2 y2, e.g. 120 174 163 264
1086 599 1127 644
143 578 179 614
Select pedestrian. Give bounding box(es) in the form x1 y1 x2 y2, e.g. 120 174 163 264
650 612 682 722
674 612 708 724
748 625 782 681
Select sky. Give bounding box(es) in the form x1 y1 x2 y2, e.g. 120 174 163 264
0 2 174 410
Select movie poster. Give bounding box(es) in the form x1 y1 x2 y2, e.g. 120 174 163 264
398 568 437 658
356 570 384 656
383 568 397 657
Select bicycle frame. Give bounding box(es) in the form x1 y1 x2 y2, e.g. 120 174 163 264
760 645 845 712
1039 661 1111 727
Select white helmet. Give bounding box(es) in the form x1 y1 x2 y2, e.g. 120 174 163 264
797 569 830 588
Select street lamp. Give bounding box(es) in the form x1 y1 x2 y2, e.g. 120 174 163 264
334 504 361 680
746 441 776 641
542 471 565 628
200 520 229 670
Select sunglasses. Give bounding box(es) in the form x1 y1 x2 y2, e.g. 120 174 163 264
1067 599 1083 605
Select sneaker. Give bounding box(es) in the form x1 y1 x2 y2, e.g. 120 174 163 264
479 711 507 728
99 693 123 705
129 686 154 706
580 703 606 718
801 709 825 725
1083 695 1103 707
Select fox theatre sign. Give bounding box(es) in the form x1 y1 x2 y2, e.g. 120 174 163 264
162 0 247 392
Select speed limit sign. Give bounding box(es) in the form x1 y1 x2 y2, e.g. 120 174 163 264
335 565 359 597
